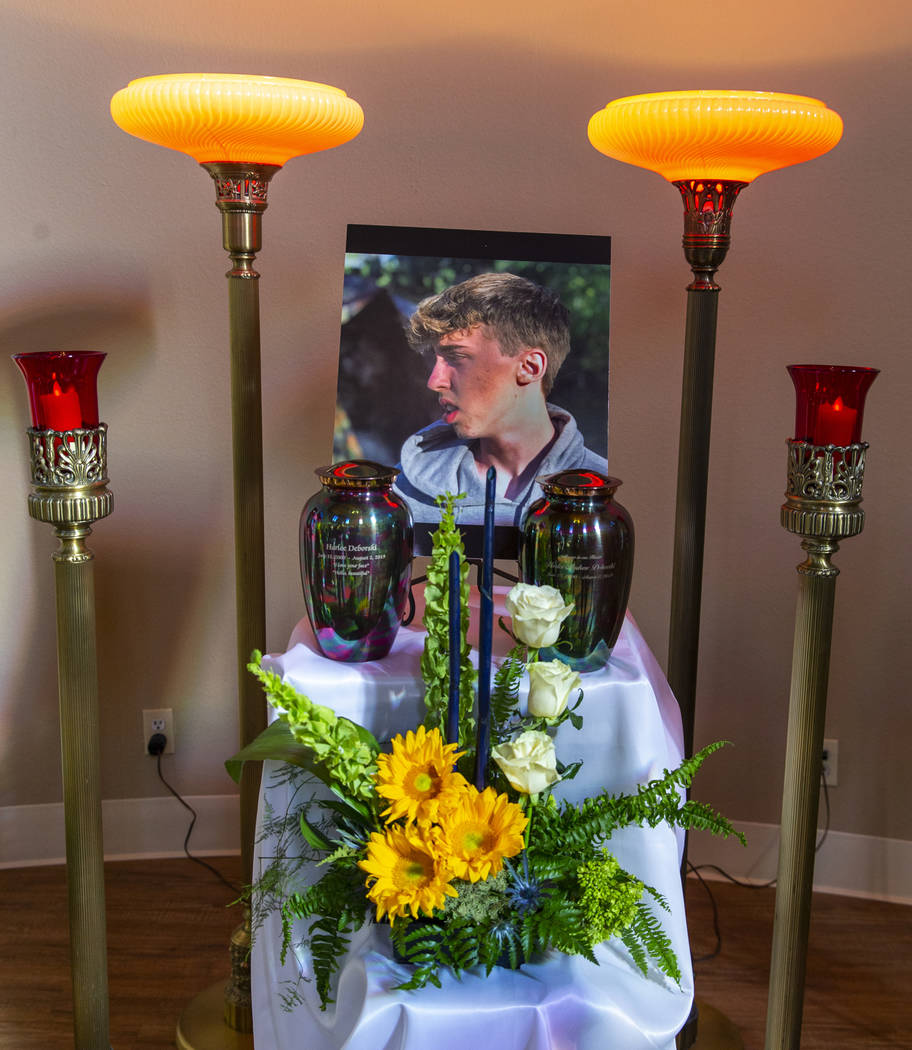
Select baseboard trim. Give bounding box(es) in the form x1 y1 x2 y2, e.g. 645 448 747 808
4 802 910 903
0 794 240 868
687 820 912 905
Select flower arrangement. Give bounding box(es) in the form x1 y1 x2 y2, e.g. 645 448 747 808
229 495 743 1010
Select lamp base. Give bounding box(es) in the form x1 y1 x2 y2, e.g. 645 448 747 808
686 1001 745 1050
175 983 254 1050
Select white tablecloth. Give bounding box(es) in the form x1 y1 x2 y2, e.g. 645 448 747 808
252 597 691 1050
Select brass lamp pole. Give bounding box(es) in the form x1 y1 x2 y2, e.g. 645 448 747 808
587 89 844 763
110 73 363 1045
587 91 844 1050
766 365 878 1050
13 351 112 1050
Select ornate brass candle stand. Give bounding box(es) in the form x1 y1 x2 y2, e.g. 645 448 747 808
764 441 868 1050
26 424 113 1050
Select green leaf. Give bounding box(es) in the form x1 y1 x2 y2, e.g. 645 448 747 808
323 792 373 826
299 812 334 852
225 719 321 784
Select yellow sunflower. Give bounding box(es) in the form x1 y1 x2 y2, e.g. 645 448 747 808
375 725 468 824
359 824 457 923
437 786 527 883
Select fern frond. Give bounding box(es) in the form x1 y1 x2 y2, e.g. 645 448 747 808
663 740 728 790
641 882 671 913
618 923 649 977
675 799 746 844
390 920 449 991
525 849 592 881
534 742 738 853
279 864 367 963
278 978 307 1012
308 913 353 1007
518 896 594 961
390 916 485 990
490 647 526 741
316 843 360 868
619 901 681 984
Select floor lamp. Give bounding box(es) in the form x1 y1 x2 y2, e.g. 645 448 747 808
586 91 843 1048
110 73 363 1047
13 351 113 1050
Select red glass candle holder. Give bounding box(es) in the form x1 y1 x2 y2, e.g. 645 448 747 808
787 364 879 446
13 351 105 430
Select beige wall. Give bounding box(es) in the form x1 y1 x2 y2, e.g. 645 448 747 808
1 1 910 843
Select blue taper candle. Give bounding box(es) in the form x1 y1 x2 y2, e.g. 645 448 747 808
474 465 496 788
447 549 461 746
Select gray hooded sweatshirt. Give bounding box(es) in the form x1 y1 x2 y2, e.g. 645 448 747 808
393 404 610 529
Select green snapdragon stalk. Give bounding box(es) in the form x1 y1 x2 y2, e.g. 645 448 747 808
421 492 476 748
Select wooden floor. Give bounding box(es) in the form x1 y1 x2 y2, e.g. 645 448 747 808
0 856 243 1050
1 856 910 1048
685 875 912 1048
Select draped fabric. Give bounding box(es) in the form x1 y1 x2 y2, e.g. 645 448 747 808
252 596 691 1050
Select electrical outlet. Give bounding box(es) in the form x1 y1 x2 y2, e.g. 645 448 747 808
822 737 838 787
142 708 175 755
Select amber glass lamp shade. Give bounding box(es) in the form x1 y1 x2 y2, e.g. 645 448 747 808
13 351 105 430
110 73 364 165
788 364 879 446
587 90 843 183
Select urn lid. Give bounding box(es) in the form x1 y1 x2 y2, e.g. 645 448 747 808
537 469 622 498
316 460 399 489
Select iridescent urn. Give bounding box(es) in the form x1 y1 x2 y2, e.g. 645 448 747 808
519 470 634 671
300 461 413 661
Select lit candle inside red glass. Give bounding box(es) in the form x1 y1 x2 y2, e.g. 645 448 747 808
788 365 879 447
814 397 857 446
13 351 105 430
38 380 83 431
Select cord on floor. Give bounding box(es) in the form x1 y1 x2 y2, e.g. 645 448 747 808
155 752 241 895
689 769 831 962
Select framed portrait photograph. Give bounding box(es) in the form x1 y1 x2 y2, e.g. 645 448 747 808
334 225 611 558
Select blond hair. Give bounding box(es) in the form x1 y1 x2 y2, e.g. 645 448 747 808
407 273 570 395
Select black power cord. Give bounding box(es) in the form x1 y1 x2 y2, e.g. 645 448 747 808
689 769 831 963
148 732 240 895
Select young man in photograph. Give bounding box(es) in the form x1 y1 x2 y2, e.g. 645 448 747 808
394 272 609 530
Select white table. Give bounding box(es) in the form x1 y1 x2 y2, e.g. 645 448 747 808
252 595 692 1050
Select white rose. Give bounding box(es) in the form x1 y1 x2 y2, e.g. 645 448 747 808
492 730 559 795
527 660 581 719
505 583 574 648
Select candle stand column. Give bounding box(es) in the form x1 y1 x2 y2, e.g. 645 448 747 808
766 442 866 1048
14 352 113 1050
766 362 878 1049
36 438 113 1050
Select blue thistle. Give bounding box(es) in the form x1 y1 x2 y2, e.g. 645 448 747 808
485 918 524 970
503 855 546 916
489 919 517 948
